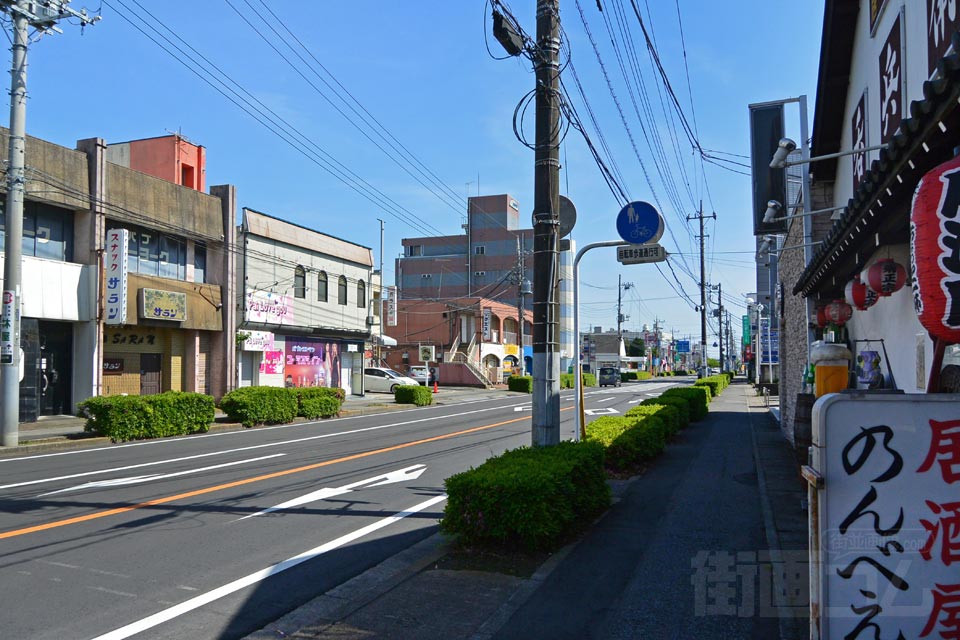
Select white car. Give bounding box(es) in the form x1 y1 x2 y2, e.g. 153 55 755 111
407 365 430 386
364 367 420 393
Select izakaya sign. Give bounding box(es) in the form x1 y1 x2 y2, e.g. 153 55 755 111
811 394 960 639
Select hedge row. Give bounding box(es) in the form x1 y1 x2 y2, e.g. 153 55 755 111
640 395 690 426
585 411 667 472
79 391 215 442
441 441 610 551
694 374 732 398
559 373 597 388
220 386 344 427
394 384 434 406
658 370 695 376
620 371 652 382
660 386 710 421
508 375 533 393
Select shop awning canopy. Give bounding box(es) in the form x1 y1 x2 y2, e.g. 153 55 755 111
376 334 398 347
795 31 960 297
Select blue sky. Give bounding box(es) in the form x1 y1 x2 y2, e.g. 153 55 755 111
20 0 823 356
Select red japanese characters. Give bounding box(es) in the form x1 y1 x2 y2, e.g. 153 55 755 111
845 275 880 311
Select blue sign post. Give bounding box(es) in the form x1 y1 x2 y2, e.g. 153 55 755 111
676 340 690 354
616 201 664 245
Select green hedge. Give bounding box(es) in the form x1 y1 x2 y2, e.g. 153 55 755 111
220 386 299 427
585 413 667 472
694 374 730 399
560 373 598 389
394 384 434 406
661 386 710 421
627 403 680 436
508 375 533 393
441 441 610 551
296 387 344 419
79 391 215 442
640 395 690 428
620 371 653 382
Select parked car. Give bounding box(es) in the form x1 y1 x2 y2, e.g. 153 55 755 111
407 365 429 386
598 366 621 387
709 367 721 376
364 367 420 393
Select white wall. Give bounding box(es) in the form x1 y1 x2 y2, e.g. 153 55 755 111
0 256 95 321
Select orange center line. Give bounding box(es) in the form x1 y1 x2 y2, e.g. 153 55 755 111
2 413 548 540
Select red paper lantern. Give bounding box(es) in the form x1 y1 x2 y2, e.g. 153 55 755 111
825 299 853 325
911 154 960 342
845 275 879 310
865 258 906 296
815 306 828 328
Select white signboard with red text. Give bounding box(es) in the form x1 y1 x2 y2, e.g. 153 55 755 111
104 229 129 325
811 393 960 639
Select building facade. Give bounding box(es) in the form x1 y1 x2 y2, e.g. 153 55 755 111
237 208 374 395
0 131 236 421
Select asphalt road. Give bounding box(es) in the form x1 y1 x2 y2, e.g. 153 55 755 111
0 379 683 640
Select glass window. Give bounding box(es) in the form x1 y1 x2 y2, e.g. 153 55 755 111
159 235 183 279
373 290 381 317
357 280 366 308
33 208 65 261
0 201 73 261
138 229 159 275
294 266 306 299
317 271 328 302
21 210 35 257
408 245 422 257
194 243 207 283
126 226 139 274
338 275 347 305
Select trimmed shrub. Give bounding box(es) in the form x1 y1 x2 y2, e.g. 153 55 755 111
694 374 729 399
620 371 653 382
220 386 298 427
508 375 534 393
661 386 710 421
79 391 214 442
297 387 343 419
582 373 597 387
640 395 690 428
441 441 610 552
627 403 680 436
560 373 597 388
585 414 666 471
394 384 434 406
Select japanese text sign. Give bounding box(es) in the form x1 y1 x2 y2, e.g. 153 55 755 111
105 229 129 325
812 393 960 639
140 288 186 321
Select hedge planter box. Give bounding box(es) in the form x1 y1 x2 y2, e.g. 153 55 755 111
79 391 215 442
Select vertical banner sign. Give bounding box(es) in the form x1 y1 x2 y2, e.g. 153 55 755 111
852 92 868 194
878 13 903 145
482 307 492 341
748 102 787 235
386 286 397 327
927 0 960 77
811 394 960 639
0 289 15 363
742 315 751 346
105 229 129 326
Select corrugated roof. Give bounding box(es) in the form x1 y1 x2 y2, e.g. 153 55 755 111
795 31 960 296
243 208 373 267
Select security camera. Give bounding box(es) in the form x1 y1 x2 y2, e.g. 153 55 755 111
763 200 783 223
769 138 797 169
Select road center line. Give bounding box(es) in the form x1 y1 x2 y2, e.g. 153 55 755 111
89 494 448 640
0 415 530 540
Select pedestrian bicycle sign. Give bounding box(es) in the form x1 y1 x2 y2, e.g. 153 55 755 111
617 243 666 265
616 201 664 246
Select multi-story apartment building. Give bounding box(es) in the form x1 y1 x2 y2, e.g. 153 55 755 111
396 193 574 374
0 131 236 421
237 208 375 395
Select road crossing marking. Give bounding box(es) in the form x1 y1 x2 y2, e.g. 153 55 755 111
584 408 620 416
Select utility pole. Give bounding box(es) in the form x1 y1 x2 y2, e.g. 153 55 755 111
377 218 384 366
531 0 561 447
0 1 98 447
616 275 632 339
717 283 724 373
687 201 715 378
516 235 529 373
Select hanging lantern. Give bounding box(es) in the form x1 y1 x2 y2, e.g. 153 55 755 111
912 154 960 342
815 306 829 328
825 299 853 325
845 275 879 311
865 258 907 296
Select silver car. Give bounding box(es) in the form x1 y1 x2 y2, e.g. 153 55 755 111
364 367 420 393
598 366 621 387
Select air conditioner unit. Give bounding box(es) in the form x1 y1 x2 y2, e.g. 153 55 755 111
366 316 376 325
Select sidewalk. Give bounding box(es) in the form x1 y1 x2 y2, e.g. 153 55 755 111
245 380 811 640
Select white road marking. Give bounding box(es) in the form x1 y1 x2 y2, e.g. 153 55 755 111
1 399 534 466
36 454 287 497
512 405 532 412
236 464 427 521
596 397 616 404
88 586 137 598
90 494 448 640
584 408 620 416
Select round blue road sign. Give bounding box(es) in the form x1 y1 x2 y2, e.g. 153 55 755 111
616 201 664 245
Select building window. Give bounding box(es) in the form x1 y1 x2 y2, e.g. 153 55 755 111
408 245 422 257
1 200 74 262
294 266 306 299
474 245 485 255
159 235 185 279
317 271 328 302
338 275 348 305
194 243 207 283
108 221 190 280
373 290 381 317
357 280 366 308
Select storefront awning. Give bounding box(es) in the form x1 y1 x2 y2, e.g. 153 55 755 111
376 334 398 347
795 32 960 297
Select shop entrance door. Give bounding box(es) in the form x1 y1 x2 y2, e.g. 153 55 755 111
38 320 72 416
140 354 162 395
